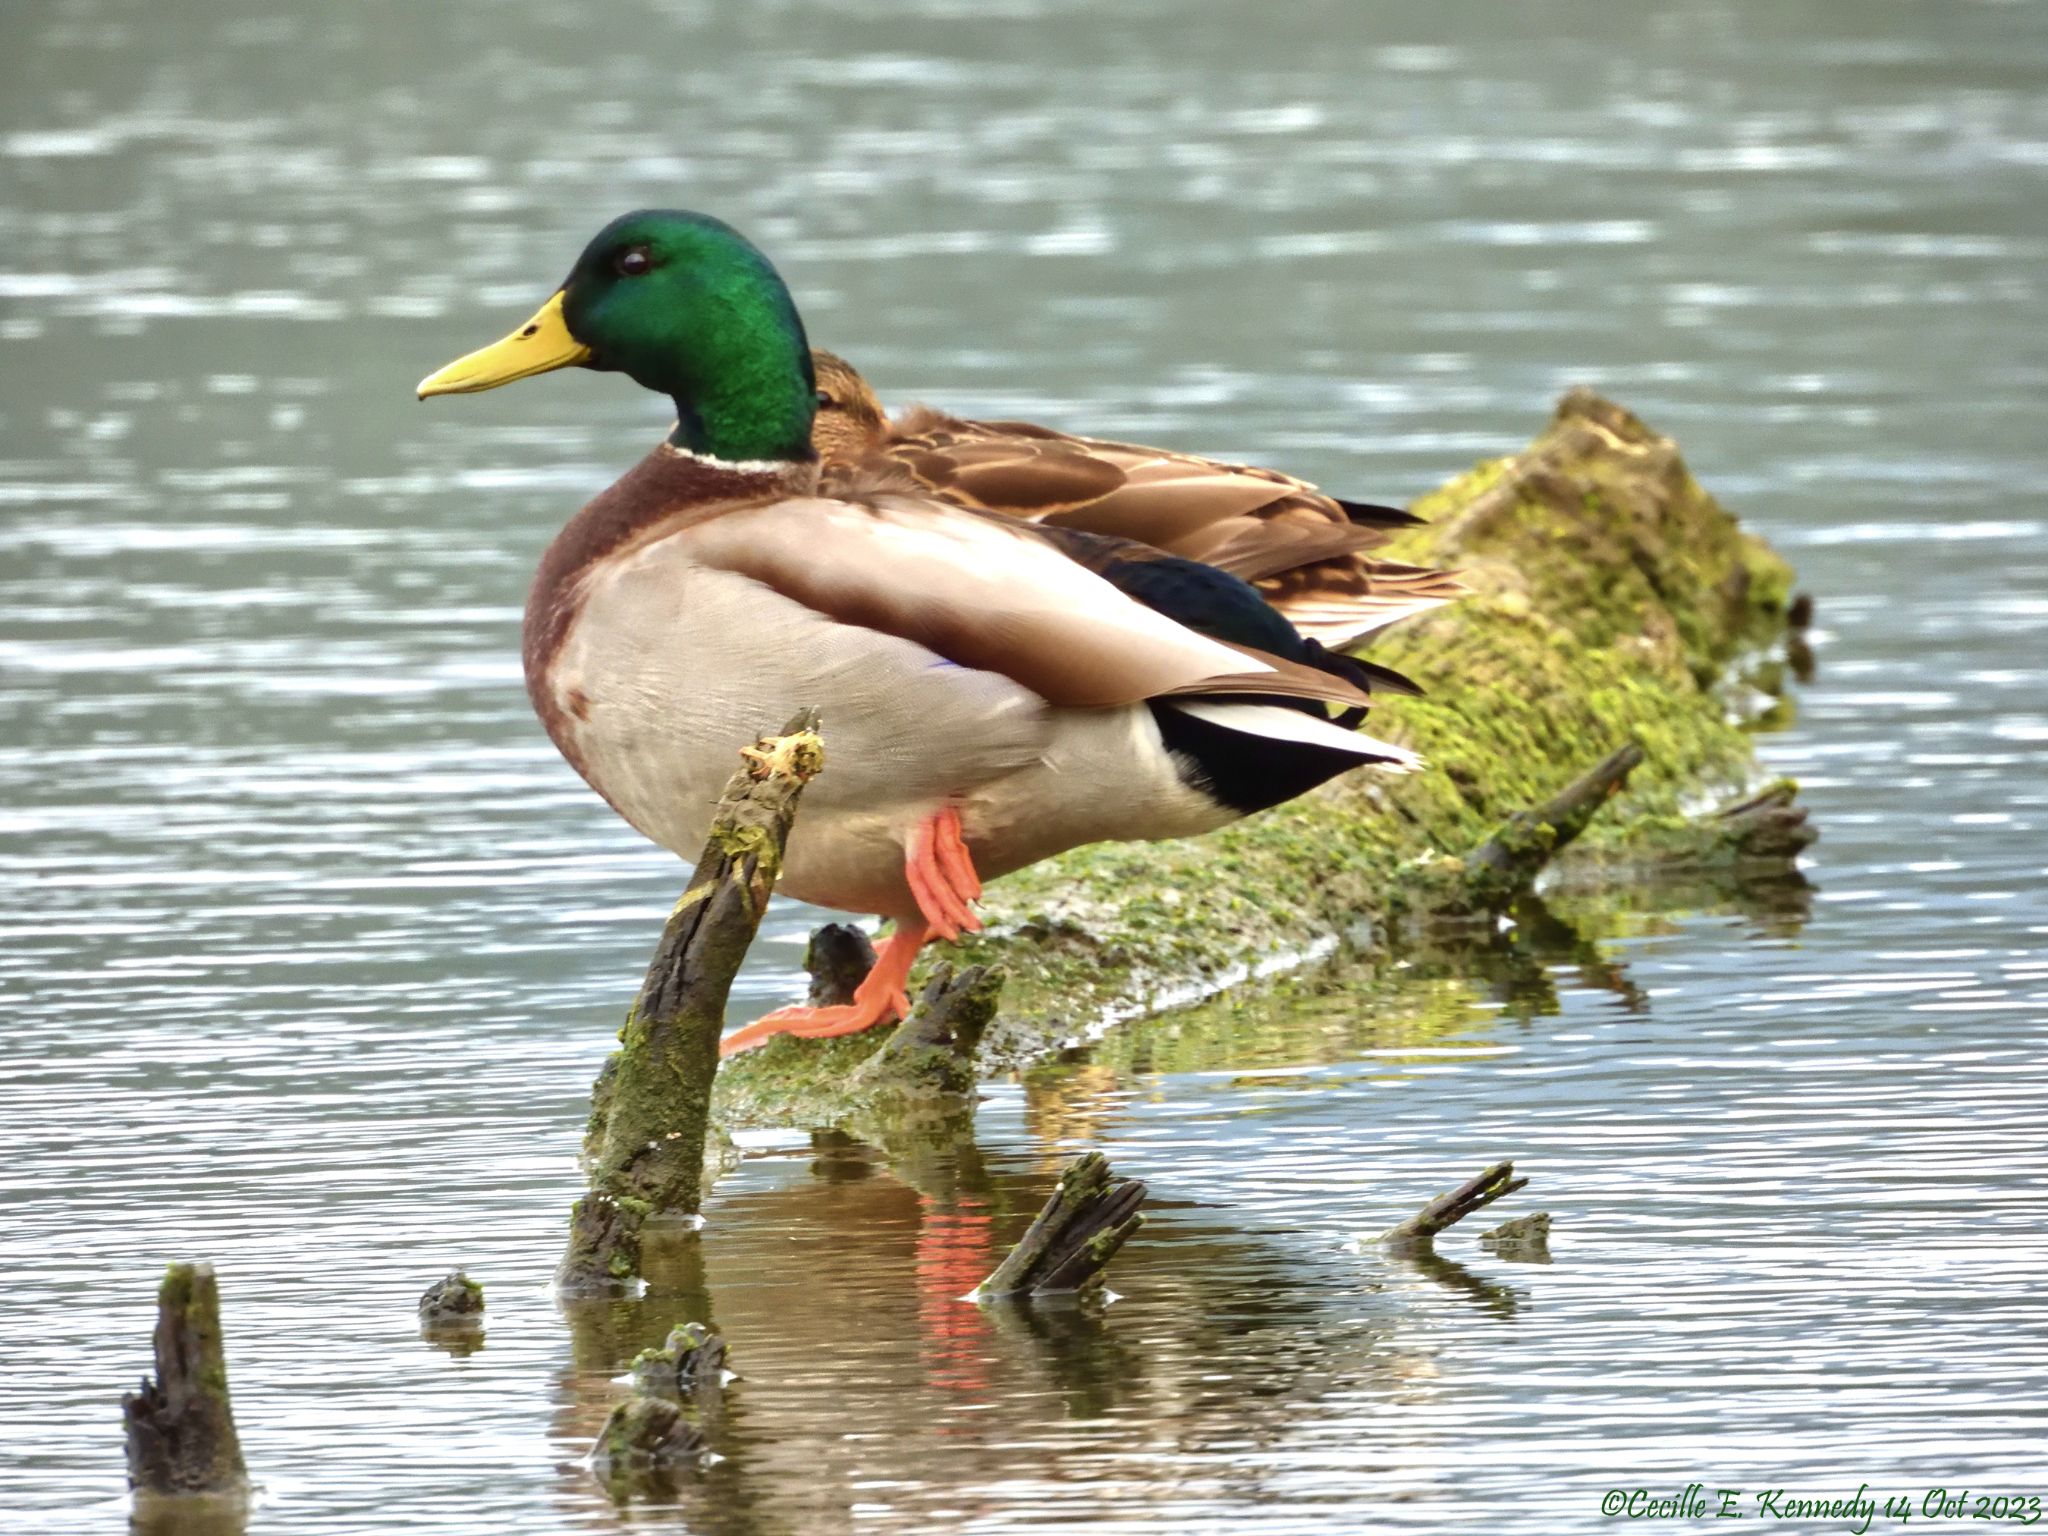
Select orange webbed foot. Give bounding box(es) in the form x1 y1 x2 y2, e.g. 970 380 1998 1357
717 807 987 1058
719 918 929 1057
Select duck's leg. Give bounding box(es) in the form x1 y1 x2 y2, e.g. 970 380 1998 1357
905 806 983 941
717 919 927 1057
717 808 984 1057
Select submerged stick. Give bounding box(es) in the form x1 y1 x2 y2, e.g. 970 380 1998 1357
975 1152 1145 1300
1378 1160 1529 1248
122 1263 248 1497
561 711 825 1294
1481 1212 1554 1263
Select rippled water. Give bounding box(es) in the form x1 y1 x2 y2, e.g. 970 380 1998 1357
4 0 2046 1531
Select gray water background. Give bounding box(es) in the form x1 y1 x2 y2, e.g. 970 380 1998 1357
2 0 2046 1531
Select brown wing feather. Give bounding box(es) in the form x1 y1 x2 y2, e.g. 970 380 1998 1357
807 351 1458 647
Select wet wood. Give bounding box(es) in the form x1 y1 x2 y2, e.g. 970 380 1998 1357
1454 742 1646 912
631 1321 729 1415
589 1396 707 1489
853 962 1004 1101
804 922 877 1007
1481 1212 1554 1262
561 711 824 1294
1709 780 1816 862
122 1262 248 1497
1378 1160 1529 1249
975 1151 1145 1300
417 1270 485 1334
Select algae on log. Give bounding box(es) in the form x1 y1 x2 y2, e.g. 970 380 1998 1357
713 962 1005 1149
562 713 825 1293
715 389 1801 1105
123 1262 247 1497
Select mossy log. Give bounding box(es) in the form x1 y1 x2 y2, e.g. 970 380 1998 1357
1378 1160 1528 1249
122 1263 247 1497
716 389 1802 1112
561 713 825 1294
714 961 1005 1134
974 1151 1145 1300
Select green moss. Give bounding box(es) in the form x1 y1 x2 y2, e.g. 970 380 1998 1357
714 390 1801 1116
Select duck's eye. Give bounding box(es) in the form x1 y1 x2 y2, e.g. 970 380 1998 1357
815 389 835 408
614 246 653 277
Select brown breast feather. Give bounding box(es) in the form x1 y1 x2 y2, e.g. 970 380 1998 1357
522 445 798 738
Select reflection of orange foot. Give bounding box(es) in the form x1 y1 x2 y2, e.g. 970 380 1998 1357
719 918 929 1057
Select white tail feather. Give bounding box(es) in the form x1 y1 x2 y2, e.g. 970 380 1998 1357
1169 701 1423 771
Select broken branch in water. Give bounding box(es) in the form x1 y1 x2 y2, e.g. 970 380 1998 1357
975 1151 1145 1301
561 710 825 1295
1452 743 1646 914
1378 1160 1529 1249
122 1263 248 1498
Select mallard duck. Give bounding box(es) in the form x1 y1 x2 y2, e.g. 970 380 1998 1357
419 210 1429 1056
809 350 1464 649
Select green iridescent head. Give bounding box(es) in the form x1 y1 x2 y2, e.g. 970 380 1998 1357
418 209 818 464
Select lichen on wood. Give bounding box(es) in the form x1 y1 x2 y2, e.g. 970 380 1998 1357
589 1395 707 1496
122 1262 248 1498
630 1321 728 1412
711 389 1805 1109
561 711 825 1293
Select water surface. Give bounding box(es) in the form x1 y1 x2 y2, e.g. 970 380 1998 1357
3 1 2046 1531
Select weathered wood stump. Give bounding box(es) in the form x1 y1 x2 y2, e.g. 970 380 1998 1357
804 922 877 1007
975 1152 1145 1300
561 712 825 1294
589 1395 707 1493
122 1263 247 1497
630 1321 729 1414
418 1269 485 1328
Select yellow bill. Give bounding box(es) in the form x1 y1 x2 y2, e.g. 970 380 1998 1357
416 290 592 398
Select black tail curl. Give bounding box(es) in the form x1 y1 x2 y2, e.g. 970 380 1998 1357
1299 638 1423 728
